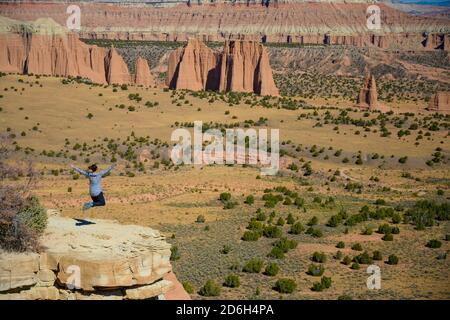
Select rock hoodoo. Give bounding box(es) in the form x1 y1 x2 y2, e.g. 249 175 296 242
0 213 188 300
104 46 131 85
357 73 379 111
0 17 159 87
167 39 279 96
428 92 450 113
166 38 219 91
134 56 156 87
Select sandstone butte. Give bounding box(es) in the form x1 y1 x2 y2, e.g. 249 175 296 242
0 17 155 86
167 39 280 96
428 92 450 113
0 210 190 300
0 1 448 50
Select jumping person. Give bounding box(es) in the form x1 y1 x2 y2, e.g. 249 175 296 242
70 163 116 211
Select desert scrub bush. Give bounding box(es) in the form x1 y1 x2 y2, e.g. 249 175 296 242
198 280 221 297
16 196 47 234
307 216 318 226
221 244 232 254
382 233 394 241
242 230 261 241
426 239 442 248
342 256 352 265
387 254 399 265
351 262 360 270
289 222 305 234
196 214 205 223
307 264 325 276
336 241 345 248
243 258 264 273
182 281 194 294
223 273 240 288
361 227 373 235
268 246 285 259
306 227 323 238
311 276 332 292
170 245 180 261
264 262 279 276
351 243 363 251
272 237 298 254
276 217 285 226
372 251 383 261
353 251 373 264
274 278 296 294
286 213 296 224
244 195 255 205
403 200 449 229
312 251 327 263
263 225 282 238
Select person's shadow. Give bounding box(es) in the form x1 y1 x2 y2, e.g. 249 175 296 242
73 218 96 227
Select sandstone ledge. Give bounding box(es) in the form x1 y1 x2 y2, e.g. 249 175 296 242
0 212 188 300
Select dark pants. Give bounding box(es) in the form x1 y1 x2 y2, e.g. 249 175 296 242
91 192 106 207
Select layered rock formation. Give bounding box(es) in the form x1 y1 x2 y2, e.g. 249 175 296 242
167 39 279 96
166 38 219 91
357 73 380 111
428 92 450 113
0 1 448 50
134 56 156 87
0 17 156 87
0 213 188 300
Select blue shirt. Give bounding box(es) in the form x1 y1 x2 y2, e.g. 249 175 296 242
73 166 113 197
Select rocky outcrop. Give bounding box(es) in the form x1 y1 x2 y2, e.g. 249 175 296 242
357 73 380 111
166 38 219 91
1 2 449 50
0 213 189 300
134 57 156 87
219 40 279 96
104 46 131 85
167 39 279 96
0 17 160 87
428 92 450 113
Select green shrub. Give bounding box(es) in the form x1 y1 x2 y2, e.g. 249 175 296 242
312 251 327 263
199 280 221 296
223 273 240 288
372 251 383 261
263 225 282 238
382 233 394 241
242 230 261 241
16 196 47 234
276 217 285 226
307 264 324 276
196 215 205 223
351 243 363 251
351 262 360 270
387 254 399 265
361 227 373 235
256 211 267 221
306 227 323 238
219 192 231 202
286 213 295 224
244 195 255 205
392 213 401 224
221 244 231 254
274 278 296 294
336 241 345 249
290 222 305 234
426 239 442 248
182 281 194 294
243 258 264 273
342 256 352 265
354 251 373 264
268 246 285 259
338 294 352 300
264 262 279 276
334 251 343 260
170 245 180 261
307 216 318 226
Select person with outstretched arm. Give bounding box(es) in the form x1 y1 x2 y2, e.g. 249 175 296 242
70 163 116 211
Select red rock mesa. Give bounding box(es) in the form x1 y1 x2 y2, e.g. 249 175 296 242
428 92 450 113
357 73 380 111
